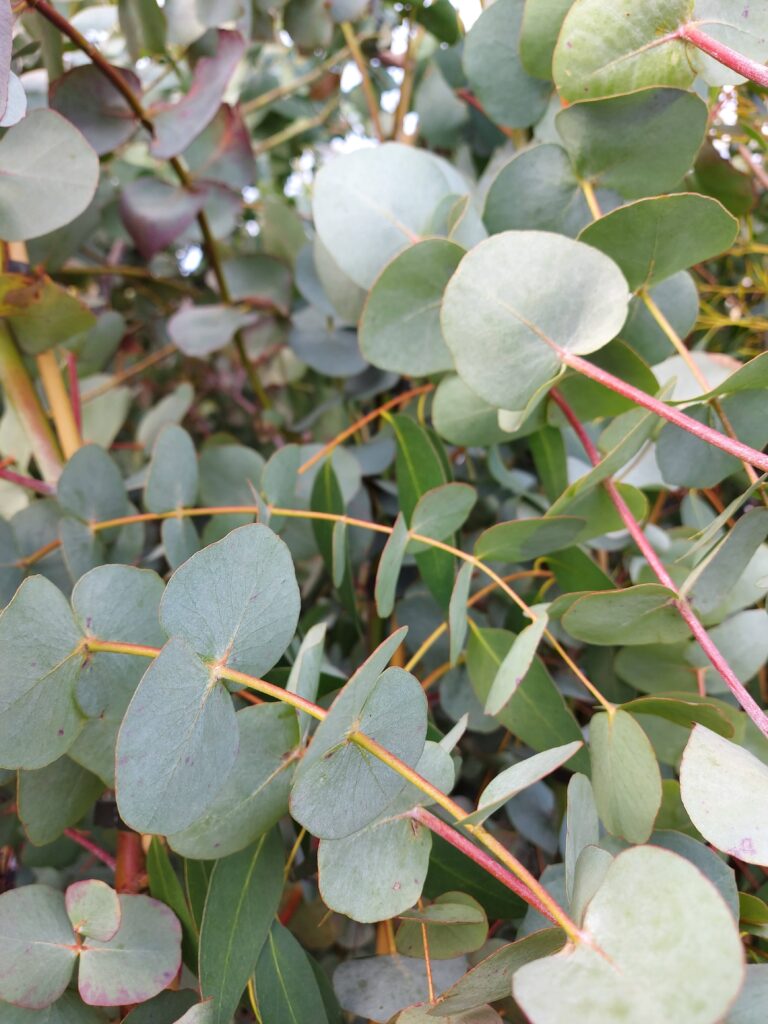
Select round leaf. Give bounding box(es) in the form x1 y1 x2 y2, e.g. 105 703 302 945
680 725 768 864
359 239 463 376
65 880 121 942
441 230 630 412
0 885 76 1009
513 845 744 1024
0 110 99 241
160 524 300 677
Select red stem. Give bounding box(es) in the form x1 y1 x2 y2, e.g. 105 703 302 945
561 351 768 473
65 350 82 436
64 828 117 871
680 23 768 88
411 806 557 924
551 389 768 738
0 466 55 495
115 831 145 894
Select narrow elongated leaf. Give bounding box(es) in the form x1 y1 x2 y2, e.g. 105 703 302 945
396 893 488 959
287 622 327 739
449 561 473 666
431 930 566 1015
411 483 476 546
375 512 409 618
680 726 768 864
484 606 550 715
590 710 662 843
561 585 689 646
463 741 582 825
565 774 599 905
475 517 585 564
254 923 329 1024
199 831 284 1024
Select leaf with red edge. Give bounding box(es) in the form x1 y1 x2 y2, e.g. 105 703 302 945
120 177 208 259
183 105 255 190
50 64 142 155
150 30 245 158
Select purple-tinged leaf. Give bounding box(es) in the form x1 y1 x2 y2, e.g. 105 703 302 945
183 105 255 190
150 30 245 159
50 64 142 156
78 894 182 1007
120 177 208 259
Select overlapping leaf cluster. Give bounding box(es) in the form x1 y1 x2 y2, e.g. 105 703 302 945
0 0 768 1022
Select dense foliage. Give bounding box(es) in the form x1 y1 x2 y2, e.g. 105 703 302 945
1 0 768 1021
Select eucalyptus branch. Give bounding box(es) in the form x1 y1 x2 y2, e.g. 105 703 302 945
679 23 768 88
340 22 383 141
560 350 768 473
550 389 768 738
83 635 582 940
19 501 613 712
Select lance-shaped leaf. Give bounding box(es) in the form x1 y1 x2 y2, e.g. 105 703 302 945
65 880 121 942
579 194 739 291
150 30 245 158
475 516 585 564
680 726 768 864
0 110 100 241
290 630 429 839
513 846 744 1024
0 576 83 770
0 0 10 119
410 483 476 548
556 88 708 200
463 0 550 128
78 894 181 1007
115 637 238 835
565 774 599 905
396 892 488 959
484 606 550 716
254 923 330 1024
441 230 630 413
287 621 327 739
359 238 463 376
160 524 300 677
560 584 690 646
375 512 409 619
199 831 284 1024
318 742 454 922
554 0 768 100
431 929 566 1015
50 64 142 155
590 710 662 844
461 741 583 825
0 885 77 1008
449 561 473 666
167 703 300 859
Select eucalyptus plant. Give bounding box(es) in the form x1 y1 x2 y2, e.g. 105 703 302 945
0 0 768 1022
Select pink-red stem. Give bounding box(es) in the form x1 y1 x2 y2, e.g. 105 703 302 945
0 466 55 495
680 23 768 88
64 828 117 871
551 389 768 738
561 351 768 474
411 806 557 924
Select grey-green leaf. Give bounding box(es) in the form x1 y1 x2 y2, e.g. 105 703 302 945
0 885 76 1008
590 710 662 844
